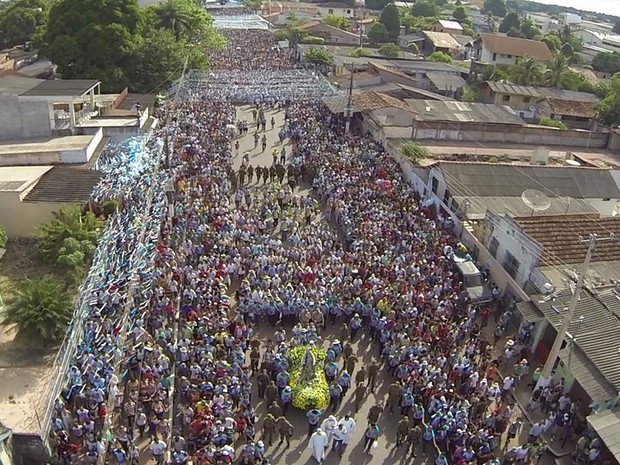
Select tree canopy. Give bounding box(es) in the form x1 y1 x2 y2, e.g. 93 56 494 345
411 0 439 18
368 22 390 44
379 3 400 39
598 74 620 127
0 0 50 48
378 43 401 58
428 51 452 63
304 47 334 66
453 5 467 21
364 0 391 11
498 12 519 33
483 0 506 18
1 276 73 346
510 57 544 85
592 51 620 74
324 13 348 30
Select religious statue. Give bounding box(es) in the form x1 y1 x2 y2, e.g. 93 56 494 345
301 344 316 381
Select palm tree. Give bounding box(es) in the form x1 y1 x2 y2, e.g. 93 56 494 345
510 57 543 86
155 0 193 40
544 53 573 89
1 276 73 347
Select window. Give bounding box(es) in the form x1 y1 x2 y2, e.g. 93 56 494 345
488 237 499 258
503 251 520 279
523 97 531 103
328 8 334 14
443 189 451 206
346 9 351 14
492 52 497 61
506 54 512 58
603 198 611 201
431 177 439 194
502 95 510 102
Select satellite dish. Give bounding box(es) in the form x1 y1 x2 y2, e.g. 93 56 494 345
522 189 551 216
529 105 537 112
96 100 114 108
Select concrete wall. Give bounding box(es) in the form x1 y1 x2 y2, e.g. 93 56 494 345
0 152 61 166
410 121 609 148
609 130 620 151
318 5 353 17
59 127 102 163
588 198 619 216
80 125 139 143
0 95 52 141
0 192 65 237
483 212 544 289
480 46 518 67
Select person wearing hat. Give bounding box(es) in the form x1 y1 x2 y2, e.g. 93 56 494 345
367 361 380 393
396 414 410 447
281 386 293 415
309 427 328 463
261 413 277 447
363 422 381 453
407 424 422 457
350 313 363 340
307 407 323 436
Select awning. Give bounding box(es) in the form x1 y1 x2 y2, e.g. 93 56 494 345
587 409 620 463
559 346 617 403
516 300 544 323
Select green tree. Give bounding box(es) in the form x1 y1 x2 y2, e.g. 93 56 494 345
304 47 333 66
461 88 479 102
592 51 620 74
597 74 620 126
324 13 348 30
510 57 543 85
149 0 223 46
368 22 389 44
428 51 452 63
485 12 497 32
364 0 391 10
540 33 561 52
452 5 467 21
543 53 574 89
44 0 142 91
152 0 192 39
411 0 439 18
498 12 519 33
539 117 567 129
129 29 206 94
1 276 73 346
400 142 429 163
37 204 103 272
379 42 400 57
0 225 7 249
0 0 50 48
243 0 262 11
379 3 400 39
483 0 506 18
481 65 509 81
519 18 541 39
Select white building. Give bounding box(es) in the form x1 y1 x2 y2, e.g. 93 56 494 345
474 33 553 68
317 2 354 18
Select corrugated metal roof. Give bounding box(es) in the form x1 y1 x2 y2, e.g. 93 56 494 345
528 289 620 390
24 166 103 203
426 72 466 91
452 195 597 220
516 300 544 322
437 20 463 30
485 81 541 98
438 162 620 199
423 30 462 50
559 345 617 402
407 100 524 125
588 409 620 462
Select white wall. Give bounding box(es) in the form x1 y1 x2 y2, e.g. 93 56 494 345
587 198 619 217
480 45 518 66
0 95 52 140
483 212 543 288
319 5 353 17
574 29 603 46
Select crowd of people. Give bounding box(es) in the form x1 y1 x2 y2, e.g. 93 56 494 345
47 15 603 465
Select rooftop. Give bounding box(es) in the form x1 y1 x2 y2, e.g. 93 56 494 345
19 79 100 97
0 135 93 158
423 30 462 49
24 166 103 203
368 59 466 74
0 75 44 95
436 19 463 30
517 216 620 265
436 161 620 199
587 409 620 463
478 33 553 61
484 81 599 103
426 71 467 91
322 91 412 113
517 288 620 398
319 2 353 8
545 98 597 118
406 100 525 125
0 166 53 193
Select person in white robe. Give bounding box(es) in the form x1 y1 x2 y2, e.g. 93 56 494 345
339 415 356 445
321 415 338 444
309 428 328 463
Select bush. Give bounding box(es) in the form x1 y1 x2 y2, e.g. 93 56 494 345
102 200 118 218
428 51 453 63
0 225 7 249
273 29 289 41
539 117 567 129
303 36 325 44
379 43 401 57
349 47 374 57
289 345 329 410
401 141 429 162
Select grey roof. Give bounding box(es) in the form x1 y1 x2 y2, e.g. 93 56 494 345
587 409 620 462
452 194 597 220
400 85 455 101
20 79 100 97
371 59 465 74
0 75 44 95
452 34 475 46
516 300 544 323
559 345 617 403
484 81 598 102
426 72 467 91
407 100 525 125
527 288 620 393
24 166 103 203
437 162 620 198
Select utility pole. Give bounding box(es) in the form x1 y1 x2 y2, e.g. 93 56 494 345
358 24 364 48
345 62 355 135
536 233 614 390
